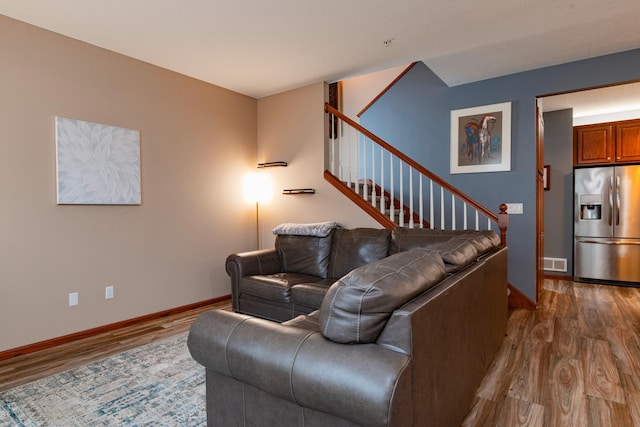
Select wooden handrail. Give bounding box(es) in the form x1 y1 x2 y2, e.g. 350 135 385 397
324 170 396 229
325 103 498 223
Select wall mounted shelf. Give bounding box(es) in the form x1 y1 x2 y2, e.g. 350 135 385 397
282 189 315 195
257 161 288 168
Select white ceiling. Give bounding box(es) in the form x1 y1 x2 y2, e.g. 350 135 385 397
542 82 640 119
2 0 640 100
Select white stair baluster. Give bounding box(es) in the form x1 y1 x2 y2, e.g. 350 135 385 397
409 167 414 228
390 155 395 222
380 147 385 214
362 134 367 200
354 128 359 194
429 180 434 229
463 202 468 230
440 187 445 230
419 174 423 228
399 162 404 227
371 139 376 207
451 194 456 230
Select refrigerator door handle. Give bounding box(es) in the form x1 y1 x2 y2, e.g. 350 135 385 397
579 239 640 245
616 175 621 226
609 175 614 226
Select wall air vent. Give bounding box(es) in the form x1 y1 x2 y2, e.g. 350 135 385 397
543 257 567 272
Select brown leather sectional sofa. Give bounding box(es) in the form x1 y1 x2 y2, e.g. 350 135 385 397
225 224 503 322
188 225 508 426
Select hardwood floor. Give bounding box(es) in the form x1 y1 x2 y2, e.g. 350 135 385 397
1 280 639 427
463 279 640 426
0 300 230 392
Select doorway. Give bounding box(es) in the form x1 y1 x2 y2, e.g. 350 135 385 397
536 81 640 297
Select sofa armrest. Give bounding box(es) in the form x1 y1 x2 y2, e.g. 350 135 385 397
188 310 413 427
225 248 281 311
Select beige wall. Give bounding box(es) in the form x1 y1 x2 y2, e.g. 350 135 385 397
256 83 379 249
0 16 257 351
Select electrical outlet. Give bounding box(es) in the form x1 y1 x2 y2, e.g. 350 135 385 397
105 286 114 300
69 292 78 306
506 203 524 214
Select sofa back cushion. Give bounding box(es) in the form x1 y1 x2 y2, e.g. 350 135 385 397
390 228 501 272
319 248 447 344
390 228 455 254
327 228 390 279
275 234 333 279
391 228 500 254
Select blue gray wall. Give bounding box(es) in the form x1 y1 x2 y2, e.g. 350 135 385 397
543 109 574 275
360 49 640 301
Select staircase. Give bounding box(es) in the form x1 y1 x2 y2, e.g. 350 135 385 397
324 103 537 309
324 102 508 243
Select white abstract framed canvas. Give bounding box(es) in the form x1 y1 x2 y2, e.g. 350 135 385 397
55 117 141 205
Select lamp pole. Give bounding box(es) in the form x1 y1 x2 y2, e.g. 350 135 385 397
255 200 260 250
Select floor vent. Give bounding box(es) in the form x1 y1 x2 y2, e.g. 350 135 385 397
543 257 567 272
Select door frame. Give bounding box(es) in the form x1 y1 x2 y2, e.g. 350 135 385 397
535 98 544 302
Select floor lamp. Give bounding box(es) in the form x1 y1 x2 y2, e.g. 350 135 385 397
254 199 260 249
243 172 271 250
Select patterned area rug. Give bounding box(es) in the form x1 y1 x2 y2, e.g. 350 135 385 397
0 332 206 426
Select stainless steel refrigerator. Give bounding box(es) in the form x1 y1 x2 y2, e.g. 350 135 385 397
574 165 640 284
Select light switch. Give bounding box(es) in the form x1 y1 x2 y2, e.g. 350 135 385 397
506 203 523 214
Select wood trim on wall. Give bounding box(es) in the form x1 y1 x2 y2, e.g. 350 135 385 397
508 283 536 309
543 273 573 281
357 62 418 117
0 295 231 362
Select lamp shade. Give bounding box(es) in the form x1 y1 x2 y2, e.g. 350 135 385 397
243 172 271 204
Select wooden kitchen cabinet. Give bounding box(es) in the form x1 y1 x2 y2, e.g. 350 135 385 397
615 121 640 162
574 119 640 165
574 124 612 165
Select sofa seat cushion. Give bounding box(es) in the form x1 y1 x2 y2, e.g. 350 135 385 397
291 279 334 309
327 228 390 279
241 273 321 303
319 248 447 344
275 234 334 278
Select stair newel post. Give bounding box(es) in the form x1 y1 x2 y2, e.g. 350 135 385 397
498 203 509 246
